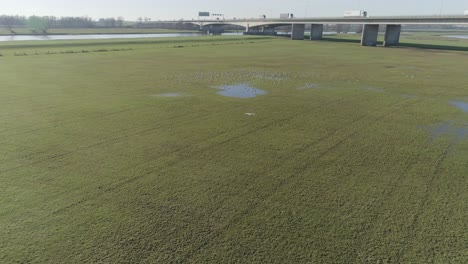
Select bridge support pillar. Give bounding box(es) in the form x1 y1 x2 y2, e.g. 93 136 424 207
361 24 379 46
384 25 401 47
310 24 323 40
291 24 305 40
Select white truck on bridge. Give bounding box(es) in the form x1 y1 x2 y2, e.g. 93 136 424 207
344 10 368 17
280 13 294 19
465 10 468 16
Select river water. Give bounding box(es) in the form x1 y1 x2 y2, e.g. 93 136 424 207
0 32 243 42
2 32 466 42
444 35 468 39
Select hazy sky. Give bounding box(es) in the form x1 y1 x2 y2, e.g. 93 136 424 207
2 0 467 20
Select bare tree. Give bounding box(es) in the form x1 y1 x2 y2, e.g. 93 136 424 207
28 16 50 34
0 15 20 34
117 17 125 28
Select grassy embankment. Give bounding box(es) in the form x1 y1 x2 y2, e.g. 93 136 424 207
0 34 467 263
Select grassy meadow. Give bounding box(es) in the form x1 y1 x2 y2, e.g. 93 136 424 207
0 34 467 263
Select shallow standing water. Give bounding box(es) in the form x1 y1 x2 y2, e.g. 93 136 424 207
444 35 468 40
216 84 267 98
0 32 242 42
450 101 468 112
424 122 468 152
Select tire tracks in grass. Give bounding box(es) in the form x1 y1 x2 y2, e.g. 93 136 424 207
350 91 466 250
3 85 288 169
393 139 454 263
0 94 145 121
0 102 160 136
348 134 429 261
47 93 366 216
181 99 417 262
43 92 373 261
0 106 58 119
0 87 175 135
0 73 162 106
1 97 257 173
0 81 170 120
0 102 194 165
0 102 239 174
0 93 66 105
3 93 397 262
1 91 367 175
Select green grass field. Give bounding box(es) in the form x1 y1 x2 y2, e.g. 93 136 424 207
1 35 467 263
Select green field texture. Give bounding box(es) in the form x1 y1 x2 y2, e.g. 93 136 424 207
1 35 467 263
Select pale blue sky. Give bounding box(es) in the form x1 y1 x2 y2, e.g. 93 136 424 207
2 0 467 20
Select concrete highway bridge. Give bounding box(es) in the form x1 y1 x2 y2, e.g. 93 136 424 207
181 16 468 47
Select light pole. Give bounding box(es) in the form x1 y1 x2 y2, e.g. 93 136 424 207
439 0 445 16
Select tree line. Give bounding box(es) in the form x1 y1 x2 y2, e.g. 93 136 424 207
0 15 125 34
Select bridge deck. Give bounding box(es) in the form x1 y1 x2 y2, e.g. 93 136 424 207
185 16 468 25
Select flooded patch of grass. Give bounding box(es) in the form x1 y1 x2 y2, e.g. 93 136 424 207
215 83 267 98
450 101 468 113
422 121 468 154
425 122 468 141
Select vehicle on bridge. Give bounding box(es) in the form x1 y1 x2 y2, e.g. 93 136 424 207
280 13 294 19
465 10 468 16
343 10 368 17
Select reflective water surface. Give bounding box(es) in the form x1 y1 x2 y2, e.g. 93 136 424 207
216 84 267 98
444 35 468 39
0 32 242 42
450 101 468 113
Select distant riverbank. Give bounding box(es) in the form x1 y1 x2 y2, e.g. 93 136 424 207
0 28 202 36
444 35 468 39
0 32 243 42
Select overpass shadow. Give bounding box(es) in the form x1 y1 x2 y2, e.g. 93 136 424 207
397 42 468 52
267 34 468 52
320 37 468 52
321 37 362 44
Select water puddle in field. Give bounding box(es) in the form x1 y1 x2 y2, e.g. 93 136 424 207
450 101 468 113
216 84 267 98
422 100 468 151
423 122 468 150
150 93 185 97
444 35 468 40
